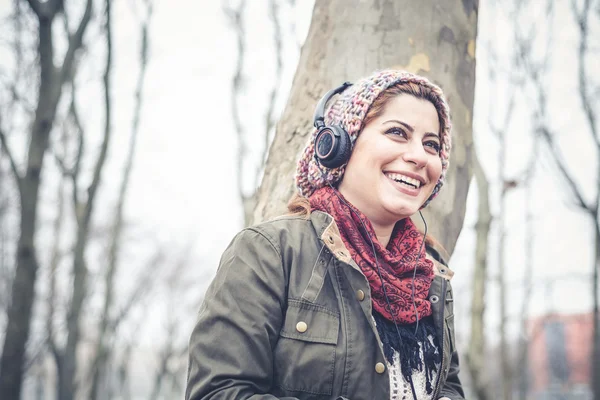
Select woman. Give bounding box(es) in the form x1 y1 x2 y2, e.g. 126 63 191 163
186 70 465 400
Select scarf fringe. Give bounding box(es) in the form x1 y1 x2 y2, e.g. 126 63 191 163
373 312 440 395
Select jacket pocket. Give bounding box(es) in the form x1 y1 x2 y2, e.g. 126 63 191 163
445 314 456 355
274 300 340 395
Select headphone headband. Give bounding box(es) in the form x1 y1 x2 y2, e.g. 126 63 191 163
313 82 353 129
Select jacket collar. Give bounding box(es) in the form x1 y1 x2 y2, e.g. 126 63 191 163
310 210 455 281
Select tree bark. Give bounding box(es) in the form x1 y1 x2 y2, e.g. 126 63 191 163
251 0 477 255
466 152 492 400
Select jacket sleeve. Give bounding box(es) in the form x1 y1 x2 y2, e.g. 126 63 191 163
185 228 299 400
438 279 466 400
438 347 466 399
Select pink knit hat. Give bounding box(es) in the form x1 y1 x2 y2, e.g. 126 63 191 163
295 69 452 208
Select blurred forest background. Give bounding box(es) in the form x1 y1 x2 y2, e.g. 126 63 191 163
0 0 598 399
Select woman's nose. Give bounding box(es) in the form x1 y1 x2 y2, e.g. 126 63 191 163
401 142 428 168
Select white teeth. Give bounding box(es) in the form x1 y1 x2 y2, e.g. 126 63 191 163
385 173 422 188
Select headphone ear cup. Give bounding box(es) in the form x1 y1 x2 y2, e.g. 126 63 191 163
317 125 351 169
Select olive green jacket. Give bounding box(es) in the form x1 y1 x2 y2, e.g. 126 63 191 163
186 211 465 400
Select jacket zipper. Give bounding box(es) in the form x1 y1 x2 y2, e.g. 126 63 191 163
432 277 447 398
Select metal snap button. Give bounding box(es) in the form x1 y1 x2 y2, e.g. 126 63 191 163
296 321 308 333
430 295 439 303
356 289 365 301
375 362 386 374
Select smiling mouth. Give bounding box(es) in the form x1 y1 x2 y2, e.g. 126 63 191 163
384 172 423 189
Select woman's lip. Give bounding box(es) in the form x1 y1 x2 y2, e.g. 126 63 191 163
383 170 426 185
384 173 420 197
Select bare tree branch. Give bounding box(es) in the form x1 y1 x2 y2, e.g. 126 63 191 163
466 151 493 400
52 147 74 178
0 120 22 187
47 172 66 372
538 126 589 211
150 250 192 400
60 1 112 399
516 135 538 400
224 0 248 225
109 249 164 330
59 0 93 87
256 0 284 189
572 0 600 208
67 81 84 210
1 0 93 396
89 3 153 396
82 3 112 228
4 0 35 117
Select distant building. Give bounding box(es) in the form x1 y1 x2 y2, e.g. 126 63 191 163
528 313 593 400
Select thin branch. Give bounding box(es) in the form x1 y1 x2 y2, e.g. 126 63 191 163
5 0 33 117
255 0 283 190
466 150 493 400
572 0 598 145
80 0 111 228
538 126 590 211
109 249 164 330
89 3 153 397
488 91 517 143
69 81 84 208
51 118 75 177
0 122 21 187
62 1 70 37
59 0 93 87
572 0 600 210
516 134 538 400
60 3 108 399
52 151 72 177
224 0 248 219
47 173 66 369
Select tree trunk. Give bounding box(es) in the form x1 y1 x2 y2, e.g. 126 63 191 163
251 0 477 255
466 152 492 400
0 0 93 397
60 2 112 399
0 10 61 400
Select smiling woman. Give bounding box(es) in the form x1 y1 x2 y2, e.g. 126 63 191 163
186 70 464 400
338 93 443 245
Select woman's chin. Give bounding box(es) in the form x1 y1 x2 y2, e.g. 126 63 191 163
380 201 419 222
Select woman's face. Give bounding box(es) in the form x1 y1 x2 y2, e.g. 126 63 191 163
338 94 443 227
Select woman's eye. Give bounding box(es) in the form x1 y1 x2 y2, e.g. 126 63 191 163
385 127 407 138
425 141 441 153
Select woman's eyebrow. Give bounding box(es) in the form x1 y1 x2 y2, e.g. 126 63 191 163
383 119 414 132
424 132 441 140
383 119 440 139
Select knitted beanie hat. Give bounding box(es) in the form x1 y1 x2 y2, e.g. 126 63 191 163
295 69 452 208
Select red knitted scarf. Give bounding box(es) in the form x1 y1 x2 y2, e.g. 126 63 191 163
309 186 434 324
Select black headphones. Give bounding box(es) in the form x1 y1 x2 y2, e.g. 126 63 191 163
313 82 353 169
